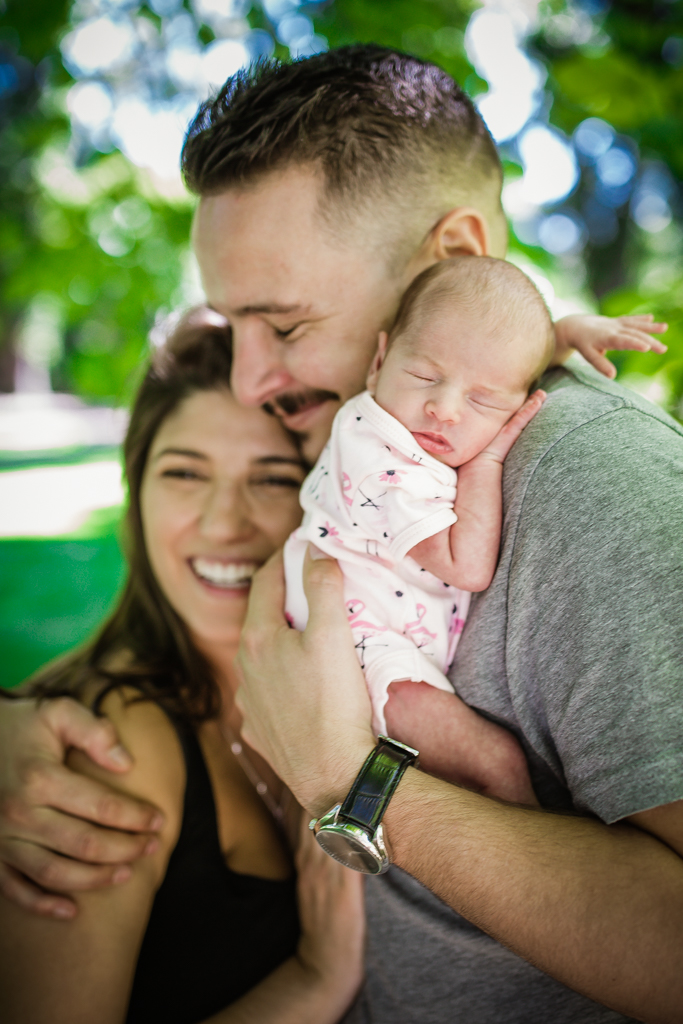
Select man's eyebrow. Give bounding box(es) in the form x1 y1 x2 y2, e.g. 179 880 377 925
154 447 208 461
254 455 308 468
232 303 311 317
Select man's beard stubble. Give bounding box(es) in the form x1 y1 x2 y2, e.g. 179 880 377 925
263 388 340 462
263 388 339 420
262 385 339 417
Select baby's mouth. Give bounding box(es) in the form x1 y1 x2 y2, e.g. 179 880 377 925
411 431 453 455
190 558 259 590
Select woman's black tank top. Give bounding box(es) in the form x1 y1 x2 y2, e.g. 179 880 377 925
125 719 300 1024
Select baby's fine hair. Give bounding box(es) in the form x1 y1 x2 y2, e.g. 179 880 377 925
390 256 555 386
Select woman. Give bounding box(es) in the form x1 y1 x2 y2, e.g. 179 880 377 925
0 308 364 1024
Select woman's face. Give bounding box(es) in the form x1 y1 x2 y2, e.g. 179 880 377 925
140 388 306 655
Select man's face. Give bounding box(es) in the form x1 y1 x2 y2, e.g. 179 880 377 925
193 165 406 461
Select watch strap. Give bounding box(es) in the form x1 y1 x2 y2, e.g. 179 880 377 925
339 736 418 835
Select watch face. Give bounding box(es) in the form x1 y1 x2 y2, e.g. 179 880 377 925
315 826 386 874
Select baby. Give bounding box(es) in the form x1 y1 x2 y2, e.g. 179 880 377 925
284 255 664 799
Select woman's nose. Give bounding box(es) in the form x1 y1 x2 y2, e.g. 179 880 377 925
199 485 254 543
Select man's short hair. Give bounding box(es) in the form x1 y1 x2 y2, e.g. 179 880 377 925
182 45 506 263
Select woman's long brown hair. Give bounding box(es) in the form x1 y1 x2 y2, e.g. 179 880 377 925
28 308 236 722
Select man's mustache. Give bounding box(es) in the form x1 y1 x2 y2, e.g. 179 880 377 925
264 389 339 418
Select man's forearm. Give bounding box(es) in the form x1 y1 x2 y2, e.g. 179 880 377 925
384 769 683 1023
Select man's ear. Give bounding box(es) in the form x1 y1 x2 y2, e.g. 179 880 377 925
406 207 491 282
433 207 490 259
366 332 389 394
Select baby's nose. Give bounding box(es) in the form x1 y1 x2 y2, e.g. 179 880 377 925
427 397 459 424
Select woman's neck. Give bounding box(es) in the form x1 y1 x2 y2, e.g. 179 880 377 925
192 634 241 723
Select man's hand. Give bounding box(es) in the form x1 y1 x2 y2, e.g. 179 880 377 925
0 697 164 919
236 549 375 816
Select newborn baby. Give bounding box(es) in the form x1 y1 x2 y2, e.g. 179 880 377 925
284 255 661 799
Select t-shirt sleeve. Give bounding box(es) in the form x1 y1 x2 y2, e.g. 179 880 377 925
351 461 457 563
506 406 683 823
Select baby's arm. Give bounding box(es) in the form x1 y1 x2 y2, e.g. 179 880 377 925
408 391 546 592
554 313 667 379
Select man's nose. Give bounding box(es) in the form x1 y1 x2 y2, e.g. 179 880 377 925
230 321 295 408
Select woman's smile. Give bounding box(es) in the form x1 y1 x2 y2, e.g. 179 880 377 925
141 388 306 655
189 557 261 591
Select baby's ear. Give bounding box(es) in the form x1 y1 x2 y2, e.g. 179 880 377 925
366 331 389 394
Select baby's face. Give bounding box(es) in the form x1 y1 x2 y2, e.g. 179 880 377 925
368 308 534 468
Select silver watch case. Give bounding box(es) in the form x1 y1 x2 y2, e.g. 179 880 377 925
309 804 391 874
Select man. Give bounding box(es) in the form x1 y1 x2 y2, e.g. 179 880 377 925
1 47 682 1022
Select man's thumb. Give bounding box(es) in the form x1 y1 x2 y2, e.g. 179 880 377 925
302 546 349 632
47 697 132 772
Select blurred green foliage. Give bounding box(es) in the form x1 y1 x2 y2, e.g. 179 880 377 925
1 0 682 688
0 0 193 403
0 0 682 415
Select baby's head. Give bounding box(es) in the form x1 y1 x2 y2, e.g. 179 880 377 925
366 256 554 467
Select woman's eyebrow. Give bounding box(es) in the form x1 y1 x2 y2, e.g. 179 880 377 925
154 447 208 461
254 455 307 468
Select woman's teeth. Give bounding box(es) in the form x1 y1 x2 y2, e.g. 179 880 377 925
191 558 258 589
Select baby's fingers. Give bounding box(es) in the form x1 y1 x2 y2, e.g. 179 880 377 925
483 390 546 461
611 328 668 354
617 315 668 335
583 348 617 379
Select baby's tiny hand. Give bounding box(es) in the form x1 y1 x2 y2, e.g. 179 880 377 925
477 389 547 466
556 312 668 379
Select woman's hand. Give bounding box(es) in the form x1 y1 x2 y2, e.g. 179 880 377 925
295 818 365 1013
554 312 667 378
0 696 164 918
209 817 365 1024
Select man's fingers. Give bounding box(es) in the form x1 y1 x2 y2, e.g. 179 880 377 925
36 760 163 834
45 697 132 773
301 546 349 635
0 861 77 920
13 805 158 864
2 838 133 895
243 549 288 634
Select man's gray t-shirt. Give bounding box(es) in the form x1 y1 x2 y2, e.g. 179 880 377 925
348 366 683 1023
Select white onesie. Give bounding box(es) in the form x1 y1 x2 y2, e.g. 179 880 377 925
284 391 470 735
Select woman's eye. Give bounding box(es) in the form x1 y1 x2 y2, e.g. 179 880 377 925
161 468 204 481
253 475 303 489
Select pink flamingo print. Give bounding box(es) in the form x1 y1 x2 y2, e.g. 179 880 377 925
379 468 406 484
346 599 388 635
341 472 354 507
404 603 437 644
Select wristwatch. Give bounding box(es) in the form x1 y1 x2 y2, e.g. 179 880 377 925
308 736 419 874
